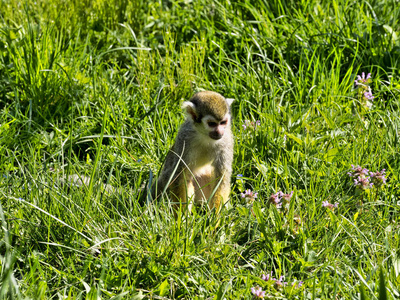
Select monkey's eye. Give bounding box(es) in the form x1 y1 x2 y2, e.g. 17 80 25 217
220 120 228 125
208 121 218 127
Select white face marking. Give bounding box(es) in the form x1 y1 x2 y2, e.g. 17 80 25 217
201 113 230 140
202 114 230 128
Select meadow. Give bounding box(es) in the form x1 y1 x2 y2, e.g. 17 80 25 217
1 0 400 298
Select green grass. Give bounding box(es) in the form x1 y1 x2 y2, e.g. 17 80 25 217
1 0 400 298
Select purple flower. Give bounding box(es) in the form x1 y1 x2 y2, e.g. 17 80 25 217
348 165 369 178
292 281 304 288
269 192 282 208
242 119 260 130
237 174 243 178
281 191 293 204
274 276 288 288
364 88 374 101
269 191 293 208
354 73 374 109
354 176 373 190
355 72 372 86
261 271 273 281
322 201 339 210
251 286 266 298
241 189 258 199
241 189 258 204
348 165 388 190
370 169 387 187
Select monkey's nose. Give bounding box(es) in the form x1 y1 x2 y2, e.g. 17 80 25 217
209 132 223 140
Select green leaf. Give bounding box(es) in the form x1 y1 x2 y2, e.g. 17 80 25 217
359 283 369 300
285 133 303 145
131 291 145 300
379 268 388 300
353 211 359 222
316 105 335 128
383 25 398 43
324 147 339 163
159 279 169 297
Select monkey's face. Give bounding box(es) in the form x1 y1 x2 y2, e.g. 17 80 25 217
182 91 234 141
202 115 230 140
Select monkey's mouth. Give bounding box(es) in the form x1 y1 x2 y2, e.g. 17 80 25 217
209 132 223 140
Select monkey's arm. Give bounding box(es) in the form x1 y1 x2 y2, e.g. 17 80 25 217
152 138 192 201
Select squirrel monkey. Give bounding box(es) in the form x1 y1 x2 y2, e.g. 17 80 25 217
151 91 234 213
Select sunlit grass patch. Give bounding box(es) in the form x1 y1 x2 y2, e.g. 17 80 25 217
0 0 400 298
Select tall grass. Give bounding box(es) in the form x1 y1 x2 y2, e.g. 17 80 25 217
1 0 400 298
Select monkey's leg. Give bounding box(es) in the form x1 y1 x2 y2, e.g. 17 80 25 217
193 168 214 206
209 171 231 212
169 171 194 215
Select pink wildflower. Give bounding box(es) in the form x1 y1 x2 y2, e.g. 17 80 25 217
355 72 372 86
242 119 261 130
370 169 387 187
240 189 258 204
251 286 266 298
274 276 288 288
292 281 304 288
269 191 293 208
261 271 273 281
364 88 374 101
322 201 339 210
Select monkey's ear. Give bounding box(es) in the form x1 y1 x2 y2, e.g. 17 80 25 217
225 98 235 106
182 101 198 121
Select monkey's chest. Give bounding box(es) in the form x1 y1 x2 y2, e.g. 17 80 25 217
191 163 214 205
189 147 215 170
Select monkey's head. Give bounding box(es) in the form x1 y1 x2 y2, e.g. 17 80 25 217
182 91 234 140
